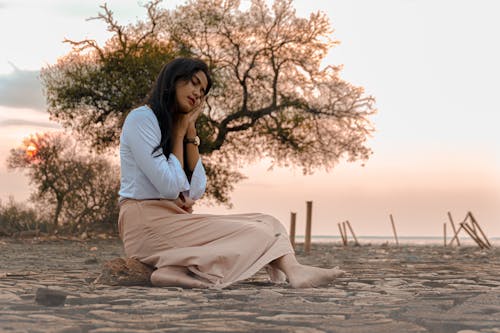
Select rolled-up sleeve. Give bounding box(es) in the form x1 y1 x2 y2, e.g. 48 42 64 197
188 158 207 200
123 111 189 199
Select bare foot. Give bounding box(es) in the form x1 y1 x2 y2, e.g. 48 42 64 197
287 264 345 288
265 265 287 284
150 266 210 289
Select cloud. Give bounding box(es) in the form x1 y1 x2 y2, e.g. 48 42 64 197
0 119 60 128
0 65 46 111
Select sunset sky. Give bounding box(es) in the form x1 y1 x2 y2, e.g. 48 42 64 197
0 0 499 238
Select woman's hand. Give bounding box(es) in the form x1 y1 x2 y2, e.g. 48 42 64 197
173 100 204 138
174 192 196 213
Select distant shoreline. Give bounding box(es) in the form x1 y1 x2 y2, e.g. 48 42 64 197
293 235 500 245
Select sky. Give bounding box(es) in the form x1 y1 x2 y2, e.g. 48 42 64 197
0 0 499 238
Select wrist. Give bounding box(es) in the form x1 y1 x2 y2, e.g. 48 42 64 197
186 126 197 138
173 127 187 140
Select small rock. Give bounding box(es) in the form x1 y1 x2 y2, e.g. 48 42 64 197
35 288 67 306
84 257 98 265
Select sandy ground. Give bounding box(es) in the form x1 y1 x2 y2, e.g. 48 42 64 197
1 237 499 333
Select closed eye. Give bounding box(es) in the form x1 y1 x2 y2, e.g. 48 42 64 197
192 75 207 95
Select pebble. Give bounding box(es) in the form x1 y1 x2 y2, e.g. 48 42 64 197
34 288 67 306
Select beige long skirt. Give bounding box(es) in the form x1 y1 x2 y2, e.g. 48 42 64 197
118 199 295 289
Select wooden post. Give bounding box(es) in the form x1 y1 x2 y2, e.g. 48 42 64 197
390 214 399 246
467 212 477 234
338 223 347 246
289 212 296 248
449 224 463 247
461 223 486 249
468 211 491 248
443 223 447 247
342 221 348 245
304 201 312 254
346 220 360 246
447 212 460 246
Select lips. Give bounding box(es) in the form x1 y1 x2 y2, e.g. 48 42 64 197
187 96 195 106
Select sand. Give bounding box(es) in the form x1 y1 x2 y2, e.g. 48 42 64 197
1 237 499 333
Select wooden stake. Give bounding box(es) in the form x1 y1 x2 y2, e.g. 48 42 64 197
467 212 477 234
346 220 360 246
468 211 491 248
390 214 399 246
304 201 312 254
443 223 447 247
461 223 486 249
289 212 296 248
448 224 463 247
447 212 460 246
337 223 346 246
342 221 348 245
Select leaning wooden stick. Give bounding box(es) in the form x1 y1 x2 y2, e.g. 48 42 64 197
447 212 460 246
342 221 348 245
390 214 399 246
466 212 477 234
345 220 360 246
461 223 486 249
338 222 347 246
448 224 463 247
468 211 492 248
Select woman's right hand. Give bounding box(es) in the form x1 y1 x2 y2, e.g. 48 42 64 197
173 100 204 138
174 193 195 213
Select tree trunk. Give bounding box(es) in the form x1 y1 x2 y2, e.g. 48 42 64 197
53 196 64 231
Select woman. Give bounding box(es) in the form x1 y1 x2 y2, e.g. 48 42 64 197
118 57 344 289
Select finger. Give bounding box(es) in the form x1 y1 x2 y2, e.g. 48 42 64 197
189 106 203 121
184 196 196 206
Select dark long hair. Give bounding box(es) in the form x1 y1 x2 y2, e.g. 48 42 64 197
144 58 212 158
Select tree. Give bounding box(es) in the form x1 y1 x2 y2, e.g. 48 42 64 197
41 1 180 150
0 197 40 236
7 132 120 233
41 0 376 205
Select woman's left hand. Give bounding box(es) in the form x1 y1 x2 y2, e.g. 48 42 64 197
175 193 196 213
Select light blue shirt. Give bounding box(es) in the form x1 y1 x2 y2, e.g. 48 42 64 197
119 105 207 200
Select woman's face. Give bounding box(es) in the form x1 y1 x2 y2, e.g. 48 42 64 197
175 70 209 114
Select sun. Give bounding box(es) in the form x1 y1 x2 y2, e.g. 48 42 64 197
26 144 38 158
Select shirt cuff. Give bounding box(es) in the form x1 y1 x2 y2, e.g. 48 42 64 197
188 158 207 200
168 153 190 195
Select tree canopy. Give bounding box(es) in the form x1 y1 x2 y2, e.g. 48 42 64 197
40 0 376 205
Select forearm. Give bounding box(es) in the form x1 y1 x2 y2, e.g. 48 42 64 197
185 126 200 172
172 134 185 169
